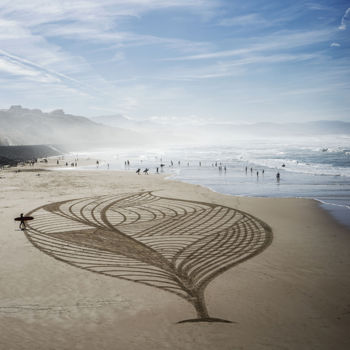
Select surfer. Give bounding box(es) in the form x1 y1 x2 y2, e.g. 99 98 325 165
15 213 33 230
19 213 26 230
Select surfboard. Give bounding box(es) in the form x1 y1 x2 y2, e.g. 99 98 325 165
14 216 34 221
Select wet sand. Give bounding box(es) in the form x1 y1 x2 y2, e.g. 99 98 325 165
0 158 349 350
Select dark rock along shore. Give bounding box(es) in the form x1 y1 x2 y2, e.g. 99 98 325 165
0 145 64 166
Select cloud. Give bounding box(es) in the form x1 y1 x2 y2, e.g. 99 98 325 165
330 42 341 47
0 0 217 27
219 13 268 27
306 3 332 11
154 53 318 82
339 7 350 30
0 49 84 85
36 22 210 54
0 56 60 83
164 29 334 61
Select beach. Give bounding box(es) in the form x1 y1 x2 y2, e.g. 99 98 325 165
0 158 349 350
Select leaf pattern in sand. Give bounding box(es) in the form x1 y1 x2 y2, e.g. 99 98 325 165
25 192 272 323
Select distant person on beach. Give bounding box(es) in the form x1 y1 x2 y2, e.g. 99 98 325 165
257 171 259 177
245 166 248 173
143 168 149 175
136 168 141 175
262 169 265 175
276 172 280 181
156 167 159 174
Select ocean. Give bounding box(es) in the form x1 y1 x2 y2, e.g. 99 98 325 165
73 136 350 229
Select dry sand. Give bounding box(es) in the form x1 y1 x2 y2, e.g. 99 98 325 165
0 157 349 350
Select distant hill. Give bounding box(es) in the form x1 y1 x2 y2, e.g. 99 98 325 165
2 106 349 148
91 114 159 131
0 106 141 147
191 120 350 139
91 114 350 145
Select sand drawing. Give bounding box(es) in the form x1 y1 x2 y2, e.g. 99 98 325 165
25 192 272 323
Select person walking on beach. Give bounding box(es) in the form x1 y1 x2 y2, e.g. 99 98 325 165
143 168 149 175
276 172 280 181
136 168 141 175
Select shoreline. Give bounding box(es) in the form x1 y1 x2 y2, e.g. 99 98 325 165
55 150 350 231
165 172 350 230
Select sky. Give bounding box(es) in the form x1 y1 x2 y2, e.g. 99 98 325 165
0 0 349 124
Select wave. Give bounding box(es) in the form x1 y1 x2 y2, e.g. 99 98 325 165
242 157 350 177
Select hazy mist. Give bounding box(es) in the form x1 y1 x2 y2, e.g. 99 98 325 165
1 106 349 150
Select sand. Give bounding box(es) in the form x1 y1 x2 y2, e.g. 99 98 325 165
0 157 349 350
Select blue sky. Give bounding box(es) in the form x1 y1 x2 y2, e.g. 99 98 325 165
0 0 349 123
